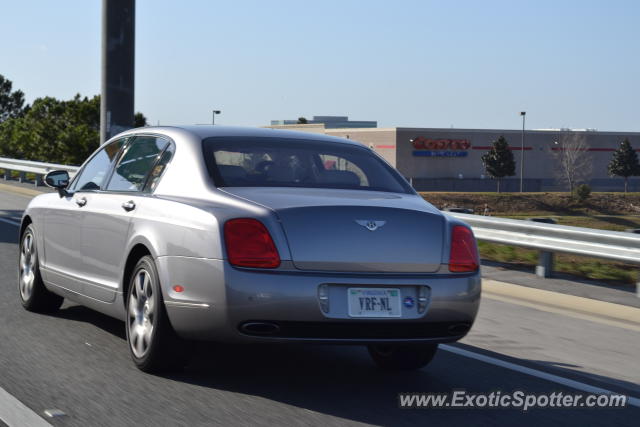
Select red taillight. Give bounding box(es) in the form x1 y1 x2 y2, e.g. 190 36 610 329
449 226 479 272
224 218 281 268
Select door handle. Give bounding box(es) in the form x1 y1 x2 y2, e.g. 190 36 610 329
121 200 136 212
75 197 87 207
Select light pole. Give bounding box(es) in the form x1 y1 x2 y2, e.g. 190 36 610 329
519 111 526 192
212 110 221 125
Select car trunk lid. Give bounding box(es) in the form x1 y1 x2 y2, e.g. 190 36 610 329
221 188 445 273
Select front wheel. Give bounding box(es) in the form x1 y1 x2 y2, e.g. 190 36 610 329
18 224 64 313
125 255 190 373
368 343 438 370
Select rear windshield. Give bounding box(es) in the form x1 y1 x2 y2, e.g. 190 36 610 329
202 137 413 194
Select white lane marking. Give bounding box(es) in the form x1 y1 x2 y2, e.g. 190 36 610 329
0 217 20 227
0 386 51 426
441 344 640 408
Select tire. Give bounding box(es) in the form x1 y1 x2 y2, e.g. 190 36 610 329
368 343 438 370
18 224 64 313
125 255 191 373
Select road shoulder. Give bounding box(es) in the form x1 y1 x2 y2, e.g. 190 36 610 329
482 262 640 308
483 279 640 331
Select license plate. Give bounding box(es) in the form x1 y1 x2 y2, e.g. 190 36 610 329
348 288 401 318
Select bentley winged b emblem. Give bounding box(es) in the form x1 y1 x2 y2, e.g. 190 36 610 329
355 220 386 231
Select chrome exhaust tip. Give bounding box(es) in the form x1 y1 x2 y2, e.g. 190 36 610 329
240 321 280 335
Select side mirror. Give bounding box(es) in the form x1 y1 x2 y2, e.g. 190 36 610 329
44 170 70 196
44 170 70 188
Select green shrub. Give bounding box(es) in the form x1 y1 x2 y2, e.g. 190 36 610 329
574 184 591 202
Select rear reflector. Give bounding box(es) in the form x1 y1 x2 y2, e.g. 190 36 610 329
224 218 281 268
449 225 479 272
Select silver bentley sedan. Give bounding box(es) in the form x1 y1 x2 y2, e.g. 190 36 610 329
18 126 481 372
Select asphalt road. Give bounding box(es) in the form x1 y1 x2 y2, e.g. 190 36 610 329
0 189 639 426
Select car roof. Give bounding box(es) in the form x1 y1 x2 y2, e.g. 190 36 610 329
111 125 364 147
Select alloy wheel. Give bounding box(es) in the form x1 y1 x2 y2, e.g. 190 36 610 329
19 232 36 302
128 269 155 358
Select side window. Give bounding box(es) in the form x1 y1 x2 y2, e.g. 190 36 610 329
145 143 174 192
106 136 169 192
72 139 125 192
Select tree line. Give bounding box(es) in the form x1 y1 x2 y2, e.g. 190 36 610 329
0 74 146 166
481 134 640 193
3 73 638 191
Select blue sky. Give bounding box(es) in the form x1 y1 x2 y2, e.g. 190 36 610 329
1 0 639 131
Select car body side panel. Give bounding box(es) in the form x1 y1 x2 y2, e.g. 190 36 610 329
125 196 223 260
34 193 84 292
158 257 231 338
76 192 138 302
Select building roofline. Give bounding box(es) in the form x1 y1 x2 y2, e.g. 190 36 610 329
325 127 397 132
290 125 640 135
394 127 640 135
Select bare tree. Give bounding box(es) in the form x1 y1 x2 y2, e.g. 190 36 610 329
553 132 592 192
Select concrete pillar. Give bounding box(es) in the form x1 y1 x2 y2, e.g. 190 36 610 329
535 251 554 278
100 0 135 143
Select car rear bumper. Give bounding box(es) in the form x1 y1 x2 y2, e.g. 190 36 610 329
158 257 481 343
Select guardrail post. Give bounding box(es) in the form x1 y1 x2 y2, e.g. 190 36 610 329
3 169 10 180
536 251 554 278
637 274 640 298
34 174 42 187
18 172 26 183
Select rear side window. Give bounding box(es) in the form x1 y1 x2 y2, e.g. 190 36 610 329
72 139 125 192
106 136 169 192
146 143 174 192
202 137 413 194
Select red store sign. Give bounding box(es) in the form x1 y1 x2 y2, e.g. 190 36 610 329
411 137 471 150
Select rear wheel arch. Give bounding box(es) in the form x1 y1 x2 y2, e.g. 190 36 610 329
125 253 191 372
122 244 152 308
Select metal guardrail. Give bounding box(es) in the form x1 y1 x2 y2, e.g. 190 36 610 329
0 157 79 186
449 212 640 295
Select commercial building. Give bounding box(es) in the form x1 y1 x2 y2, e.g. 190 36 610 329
270 115 377 129
266 123 640 192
